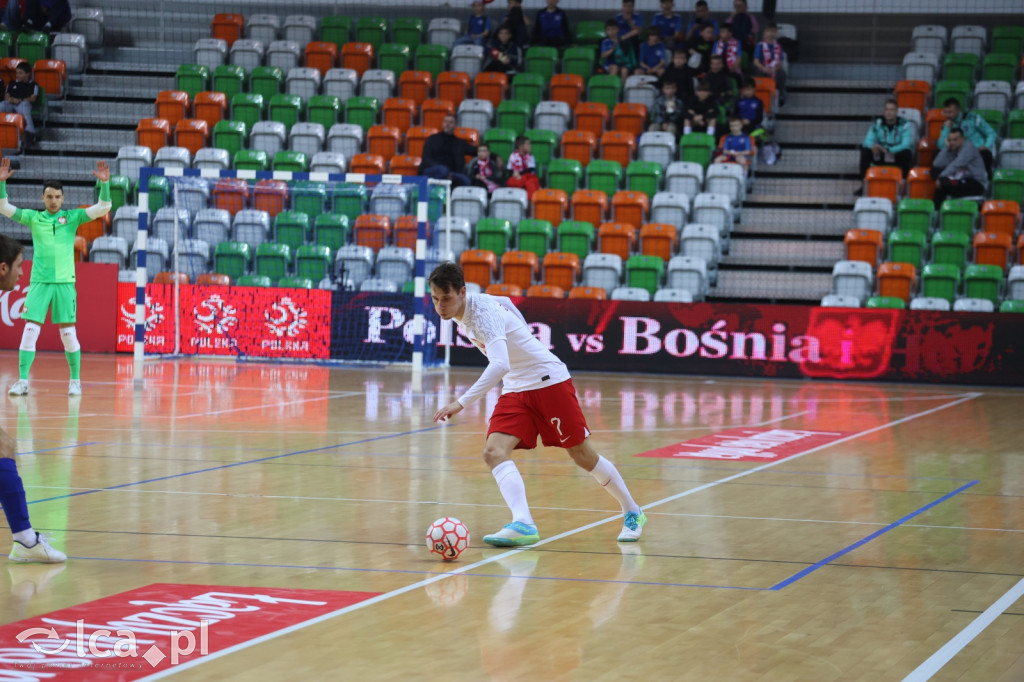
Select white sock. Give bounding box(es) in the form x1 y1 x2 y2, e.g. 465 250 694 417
13 529 36 547
491 460 534 526
590 456 640 514
707 125 716 138
683 125 692 135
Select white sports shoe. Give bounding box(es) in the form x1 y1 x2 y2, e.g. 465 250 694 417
617 511 647 542
9 534 67 563
8 380 28 396
68 380 82 396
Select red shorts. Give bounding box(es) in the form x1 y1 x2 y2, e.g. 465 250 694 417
487 379 590 450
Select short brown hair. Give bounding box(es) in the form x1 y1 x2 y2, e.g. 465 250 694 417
0 233 23 268
428 262 465 293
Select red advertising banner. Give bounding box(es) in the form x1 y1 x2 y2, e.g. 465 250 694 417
635 427 853 461
0 583 379 680
0 261 118 352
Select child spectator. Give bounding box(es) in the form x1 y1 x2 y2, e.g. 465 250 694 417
0 61 38 144
712 22 742 76
684 81 717 137
454 1 494 47
685 0 718 41
704 54 735 111
532 0 571 49
502 0 530 47
506 135 540 199
713 116 754 170
658 49 694 101
733 78 764 136
650 79 686 136
467 143 505 194
652 0 684 47
638 28 669 78
727 0 758 57
615 0 645 55
754 22 787 105
687 22 715 76
483 24 523 74
601 19 637 86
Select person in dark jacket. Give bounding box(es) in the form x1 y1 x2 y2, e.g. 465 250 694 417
483 24 522 74
420 114 477 188
532 0 571 49
502 0 530 48
932 129 988 210
466 143 505 194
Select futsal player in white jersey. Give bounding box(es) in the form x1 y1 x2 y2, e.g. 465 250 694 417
429 262 647 546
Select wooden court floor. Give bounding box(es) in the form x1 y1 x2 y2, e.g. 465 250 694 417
0 350 1022 680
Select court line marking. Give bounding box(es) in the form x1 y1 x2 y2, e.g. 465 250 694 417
176 392 362 419
902 576 1024 681
16 443 95 456
144 391 982 680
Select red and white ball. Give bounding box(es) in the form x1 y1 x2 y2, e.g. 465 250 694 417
426 517 470 561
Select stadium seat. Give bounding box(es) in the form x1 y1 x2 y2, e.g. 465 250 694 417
853 197 894 234
626 161 663 199
487 283 523 297
457 98 494 134
626 255 664 296
679 224 721 279
950 24 986 56
192 208 232 246
268 93 302 129
666 254 709 300
415 44 449 79
637 132 677 170
234 149 269 171
402 126 436 158
532 189 569 227
920 263 961 303
952 297 994 312
355 16 387 51
250 120 288 156
588 75 624 113
639 224 677 261
820 294 861 308
902 52 940 86
455 125 479 151
931 229 970 268
894 80 931 112
570 190 607 228
574 102 609 139
374 246 415 286
679 132 715 169
192 91 227 129
211 13 244 46
308 151 345 175
341 42 374 77
561 130 596 167
510 73 545 110
273 150 309 172
998 139 1024 170
939 199 978 235
427 73 465 112
753 77 778 116
214 241 251 280
33 59 66 100
600 130 636 168
51 33 86 74
650 192 690 228
88 236 126 267
154 146 191 171
525 129 559 169
302 41 338 76
980 200 1019 238
351 214 391 252
360 69 396 105
528 284 566 298
319 70 357 103
474 72 508 109
460 249 499 288
844 229 884 267
289 122 325 158
609 103 647 140
888 229 927 270
501 250 539 290
172 119 208 155
369 183 412 221
612 191 649 228
525 46 558 80
911 25 947 55
391 216 425 249
876 262 917 302
113 145 151 182
992 169 1024 203
704 163 745 206
535 101 572 138
583 160 621 198
434 217 472 255
942 52 977 83
285 67 322 101
255 242 292 282
395 72 431 108
511 219 551 259
335 245 375 286
665 161 704 198
906 166 934 200
342 96 380 133
963 264 1002 303
562 46 595 83
896 198 934 234
156 90 190 128
974 80 1012 113
973 232 1012 271
248 67 284 102
569 286 607 300
379 43 412 77
393 17 424 49
490 188 529 227
540 252 579 290
598 222 636 261
426 18 460 49
422 99 455 131
550 74 584 108
136 118 170 155
864 296 904 309
831 260 874 302
692 194 732 246
624 74 658 112
451 186 488 227
267 40 303 72
387 154 420 177
348 153 384 175
556 220 596 261
475 217 512 257
366 124 401 161
483 128 517 163
226 40 264 73
1009 110 1024 139
582 253 623 293
228 93 263 133
450 45 483 79
864 166 903 204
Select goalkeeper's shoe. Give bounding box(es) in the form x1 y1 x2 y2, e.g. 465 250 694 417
8 380 28 396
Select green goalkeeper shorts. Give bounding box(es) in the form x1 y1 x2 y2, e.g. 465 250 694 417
23 282 77 325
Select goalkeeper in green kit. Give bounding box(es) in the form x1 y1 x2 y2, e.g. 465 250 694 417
1 157 111 396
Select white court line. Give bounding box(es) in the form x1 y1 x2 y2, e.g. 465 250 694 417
176 393 362 419
144 391 981 680
902 576 1024 681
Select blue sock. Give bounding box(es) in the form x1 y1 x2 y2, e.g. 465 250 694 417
0 458 31 534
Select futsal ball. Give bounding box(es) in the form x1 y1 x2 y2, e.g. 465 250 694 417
426 517 470 561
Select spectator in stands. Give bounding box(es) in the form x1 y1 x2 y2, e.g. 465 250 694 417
600 19 637 86
855 99 913 195
712 23 742 77
638 28 669 78
506 135 540 199
467 143 505 194
932 128 988 210
531 0 571 49
454 1 494 48
0 61 38 145
502 0 530 48
420 114 477 188
482 24 522 74
2 0 68 33
615 0 645 56
652 0 684 47
727 0 757 57
733 78 764 136
937 98 996 176
704 54 735 111
650 79 685 136
753 22 787 105
686 22 715 76
713 116 754 171
658 49 694 101
684 80 717 137
685 0 718 42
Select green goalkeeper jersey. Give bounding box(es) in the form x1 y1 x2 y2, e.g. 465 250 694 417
13 206 92 283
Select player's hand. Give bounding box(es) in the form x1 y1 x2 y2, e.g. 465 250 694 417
0 428 16 460
433 401 464 423
92 160 110 183
0 156 13 182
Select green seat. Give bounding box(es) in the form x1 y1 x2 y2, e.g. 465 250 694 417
942 53 978 82
516 219 554 259
496 100 531 136
344 96 380 132
230 92 264 131
990 26 1024 57
975 109 1005 137
320 16 353 46
587 75 623 112
586 160 623 197
982 53 1017 84
16 32 49 63
401 280 416 294
175 64 209 99
427 184 448 223
296 244 332 281
920 264 961 303
963 264 1002 304
213 64 246 99
897 198 934 234
145 175 169 213
556 220 595 261
992 169 1024 203
392 18 424 49
680 132 715 168
274 211 312 251
331 183 368 221
414 44 449 80
357 17 388 50
278 276 314 289
626 255 664 296
0 31 11 58
525 46 558 81
626 161 663 199
212 120 247 157
314 214 350 251
476 218 513 256
933 79 970 110
255 242 292 283
511 73 545 110
105 176 131 216
939 199 978 234
1008 110 1024 140
269 94 302 129
930 230 970 268
214 241 252 280
234 149 269 171
291 181 328 220
999 299 1024 313
525 129 558 171
574 20 606 46
562 47 596 84
888 229 927 270
378 43 412 77
273 150 308 172
237 274 272 287
865 296 906 309
250 66 284 100
547 159 583 195
483 128 517 162
307 95 341 129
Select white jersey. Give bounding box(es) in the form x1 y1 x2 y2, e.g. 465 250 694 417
455 293 571 407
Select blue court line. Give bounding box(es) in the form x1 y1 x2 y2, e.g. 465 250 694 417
768 480 979 591
27 425 450 506
638 463 976 483
17 442 96 456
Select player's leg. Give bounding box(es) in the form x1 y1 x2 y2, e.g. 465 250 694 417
566 438 647 542
53 284 81 395
0 428 66 563
9 284 49 395
482 431 541 547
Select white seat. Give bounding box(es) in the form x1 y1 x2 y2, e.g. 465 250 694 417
154 146 191 170
52 33 87 74
232 210 271 247
282 14 317 45
611 286 651 301
451 45 484 79
451 186 488 227
324 68 359 101
434 218 472 255
192 208 232 246
89 236 129 267
267 40 302 71
776 23 798 43
428 18 462 50
1016 82 1024 111
705 163 745 207
911 25 947 55
897 107 922 144
327 123 365 161
666 254 708 300
112 206 142 243
310 151 347 175
654 288 694 303
247 14 281 45
490 187 529 226
289 122 326 158
375 246 416 286
318 276 337 291
650 192 690 230
251 121 288 156
286 67 322 100
998 139 1024 171
638 131 677 170
114 145 152 182
1008 265 1024 300
192 147 230 170
131 238 169 279
665 161 704 198
853 196 893 234
902 52 940 86
909 296 951 311
831 260 874 303
174 178 210 220
229 39 265 71
369 183 412 221
953 297 994 312
175 239 211 277
582 253 623 294
152 207 190 244
820 294 861 308
360 277 399 292
534 101 571 137
193 38 227 71
70 7 105 47
335 244 376 285
692 193 732 249
457 98 494 135
624 75 659 111
360 69 396 104
951 25 986 57
973 80 1012 114
679 223 720 285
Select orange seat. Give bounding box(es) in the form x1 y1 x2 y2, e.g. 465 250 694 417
460 249 498 288
561 130 596 167
600 130 636 167
973 232 1012 271
571 189 608 227
1019 234 1024 265
33 59 67 99
917 138 937 168
501 250 539 290
350 153 386 174
353 214 392 251
173 118 209 156
925 109 945 140
393 215 430 249
399 71 434 107
474 72 508 109
0 58 22 85
542 252 580 291
156 90 190 128
211 13 245 46
527 284 565 298
612 102 648 138
421 99 455 130
383 97 417 131
404 126 437 157
907 166 934 200
136 118 171 154
753 77 776 115
196 273 231 286
368 124 402 160
532 189 569 227
574 102 609 138
212 178 249 215
341 42 375 77
569 286 607 300
612 191 649 228
598 222 636 260
76 205 106 244
74 235 87 262
639 223 677 261
305 41 339 76
550 74 584 108
155 272 191 285
486 283 523 296
980 200 1020 238
455 126 479 149
894 80 930 112
877 262 917 302
437 72 471 107
193 91 227 127
252 179 289 217
0 113 23 149
864 166 903 204
844 229 884 267
389 154 422 177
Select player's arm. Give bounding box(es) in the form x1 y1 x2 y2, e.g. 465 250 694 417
433 336 511 423
0 157 26 223
85 160 112 219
